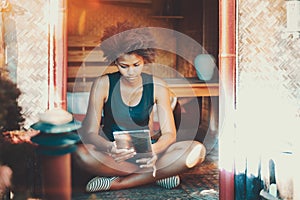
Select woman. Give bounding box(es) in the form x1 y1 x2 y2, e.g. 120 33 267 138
74 21 206 192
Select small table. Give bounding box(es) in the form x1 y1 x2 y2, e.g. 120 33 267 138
164 78 219 148
165 78 219 138
164 78 219 97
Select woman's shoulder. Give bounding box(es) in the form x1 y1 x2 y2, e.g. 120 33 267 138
96 71 119 80
91 74 110 92
94 74 109 85
89 74 111 100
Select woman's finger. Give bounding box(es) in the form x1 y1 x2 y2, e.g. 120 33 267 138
139 159 156 168
149 154 158 163
110 148 136 162
136 153 157 164
135 157 150 164
114 151 136 162
152 165 157 177
111 147 134 154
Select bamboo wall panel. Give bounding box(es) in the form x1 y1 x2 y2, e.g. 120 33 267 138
4 0 48 128
236 0 300 199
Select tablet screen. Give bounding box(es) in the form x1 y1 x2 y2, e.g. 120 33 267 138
113 129 153 159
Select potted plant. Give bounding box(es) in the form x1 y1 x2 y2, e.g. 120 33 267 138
0 71 40 199
0 74 24 134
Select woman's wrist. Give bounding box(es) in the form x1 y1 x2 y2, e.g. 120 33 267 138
106 142 115 154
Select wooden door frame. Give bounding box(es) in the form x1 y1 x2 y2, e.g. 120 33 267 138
47 0 68 110
54 0 237 198
219 0 236 199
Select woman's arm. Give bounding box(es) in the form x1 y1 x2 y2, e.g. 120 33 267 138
78 75 114 151
151 77 177 154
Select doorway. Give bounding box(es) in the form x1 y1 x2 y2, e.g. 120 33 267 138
63 0 236 199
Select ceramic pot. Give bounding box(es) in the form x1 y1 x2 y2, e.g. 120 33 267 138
194 54 216 81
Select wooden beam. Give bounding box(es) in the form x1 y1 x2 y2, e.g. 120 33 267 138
67 35 100 47
68 50 106 62
219 0 236 199
67 66 118 78
48 0 68 110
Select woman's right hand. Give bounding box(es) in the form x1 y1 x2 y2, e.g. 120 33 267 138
108 142 136 163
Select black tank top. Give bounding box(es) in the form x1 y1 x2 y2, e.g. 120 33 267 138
102 72 154 141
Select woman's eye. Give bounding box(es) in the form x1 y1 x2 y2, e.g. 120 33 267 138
134 63 140 67
120 65 128 69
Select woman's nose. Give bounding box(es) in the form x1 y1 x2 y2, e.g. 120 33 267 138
127 66 134 74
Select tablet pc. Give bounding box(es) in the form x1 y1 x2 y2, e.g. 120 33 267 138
113 129 153 159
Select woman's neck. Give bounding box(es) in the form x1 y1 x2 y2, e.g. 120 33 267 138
120 75 142 87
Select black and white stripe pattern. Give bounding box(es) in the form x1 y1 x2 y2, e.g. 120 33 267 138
86 176 119 192
156 175 180 189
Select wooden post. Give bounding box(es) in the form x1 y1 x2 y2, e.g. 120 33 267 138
41 0 71 199
48 0 67 110
219 0 236 199
40 154 71 200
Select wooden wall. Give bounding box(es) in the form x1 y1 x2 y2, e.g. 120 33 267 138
67 0 179 74
67 0 219 78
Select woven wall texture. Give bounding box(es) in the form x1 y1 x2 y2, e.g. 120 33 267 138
237 0 300 128
236 1 300 196
4 0 48 128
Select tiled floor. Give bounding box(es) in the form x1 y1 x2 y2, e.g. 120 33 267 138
71 143 219 200
3 131 219 200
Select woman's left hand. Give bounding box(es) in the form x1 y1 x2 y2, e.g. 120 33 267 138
136 154 158 177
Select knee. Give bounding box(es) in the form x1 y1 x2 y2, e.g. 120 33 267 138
72 145 95 169
72 146 87 168
166 141 206 168
185 141 206 168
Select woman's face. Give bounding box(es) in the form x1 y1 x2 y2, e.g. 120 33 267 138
116 53 144 83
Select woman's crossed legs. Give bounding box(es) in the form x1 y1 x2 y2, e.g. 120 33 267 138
73 140 206 191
